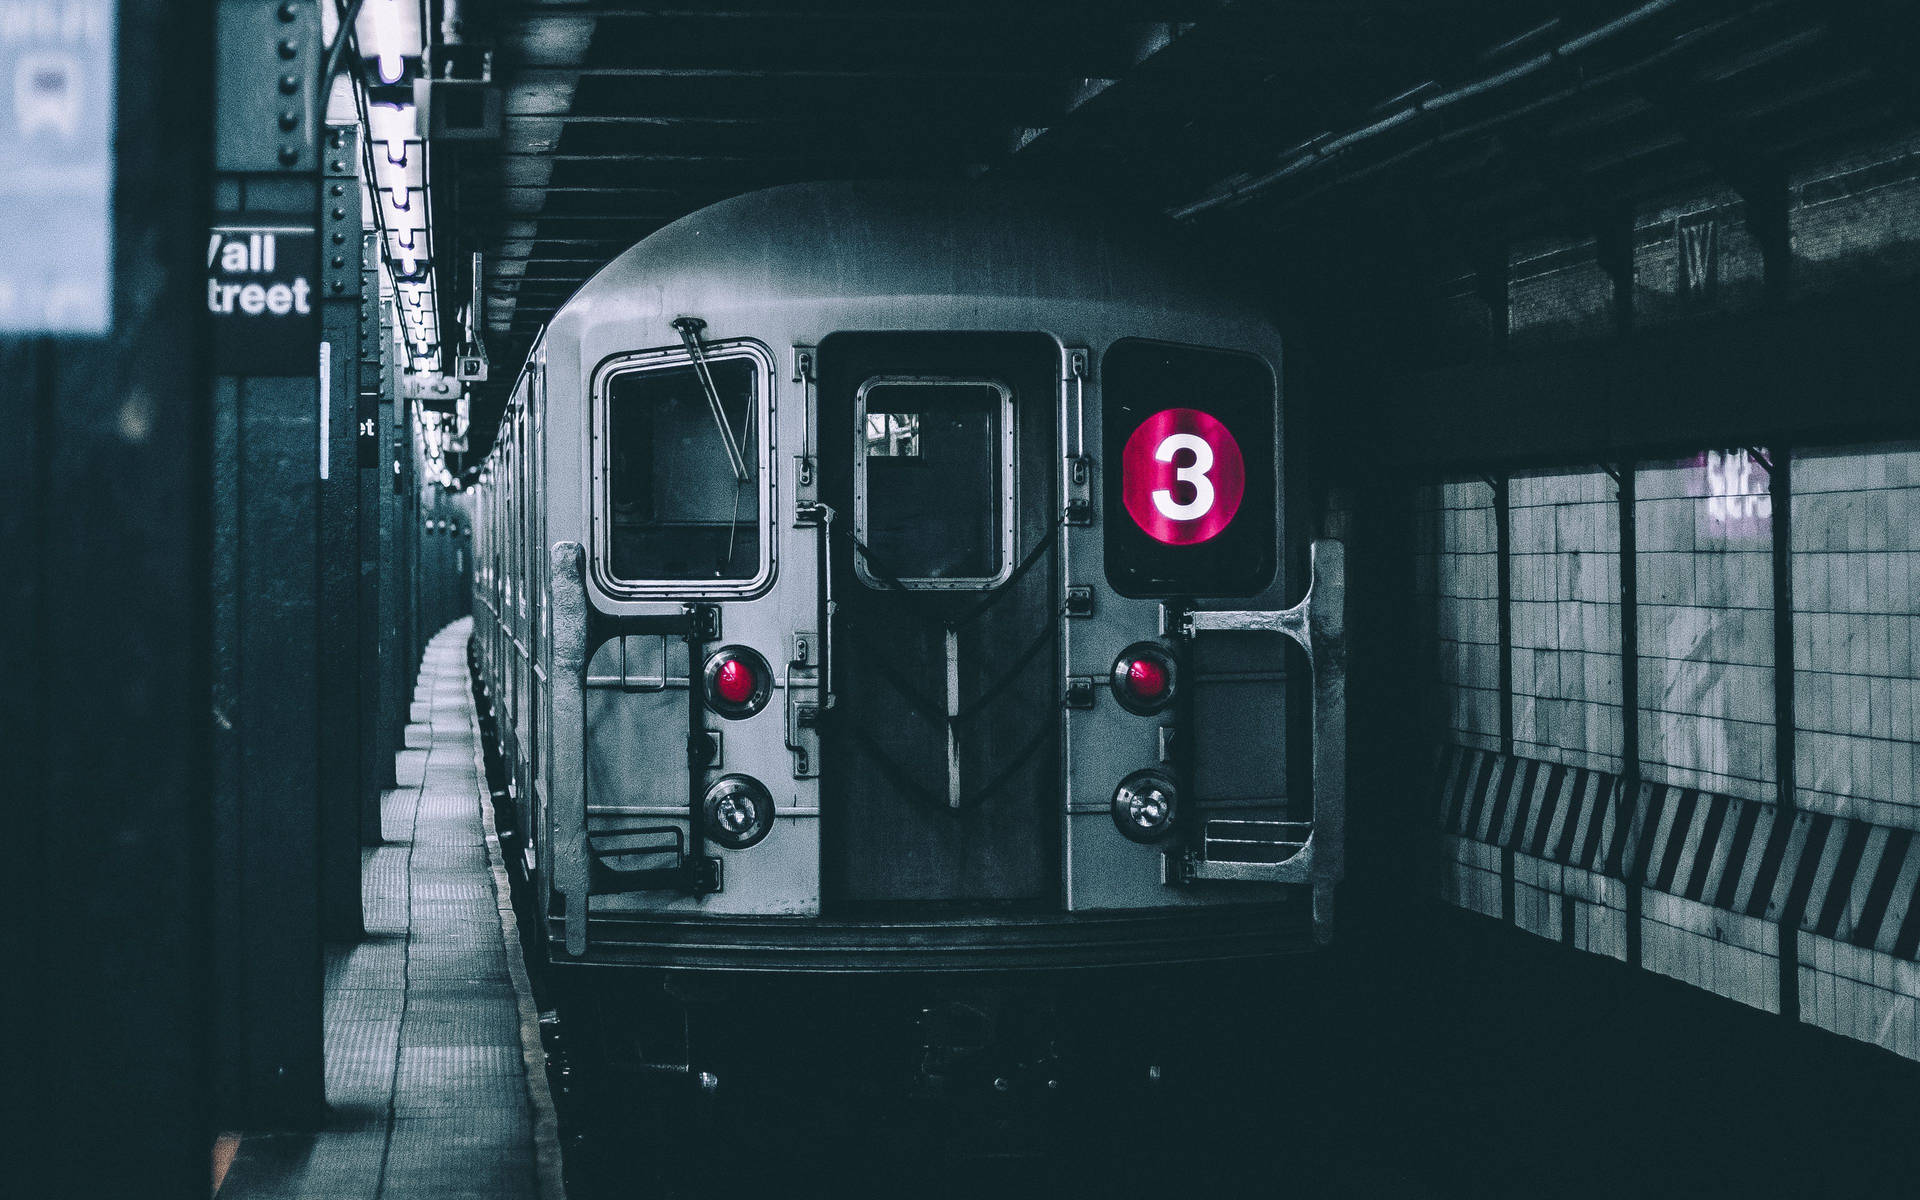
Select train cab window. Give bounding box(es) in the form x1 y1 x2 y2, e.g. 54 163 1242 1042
853 378 1015 589
601 352 767 591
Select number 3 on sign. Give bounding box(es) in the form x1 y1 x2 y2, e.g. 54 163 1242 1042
1120 408 1246 546
1152 433 1215 521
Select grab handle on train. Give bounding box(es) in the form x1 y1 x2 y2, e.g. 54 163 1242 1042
548 541 593 957
1179 539 1346 942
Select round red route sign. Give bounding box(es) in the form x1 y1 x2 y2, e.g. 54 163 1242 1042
1119 407 1246 546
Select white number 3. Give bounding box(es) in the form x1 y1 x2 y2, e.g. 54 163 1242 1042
1152 432 1215 522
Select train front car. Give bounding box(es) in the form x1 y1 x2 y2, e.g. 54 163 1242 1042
476 181 1344 977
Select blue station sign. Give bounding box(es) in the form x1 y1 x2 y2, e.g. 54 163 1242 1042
0 0 116 334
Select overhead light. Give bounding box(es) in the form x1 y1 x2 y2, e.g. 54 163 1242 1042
363 0 411 86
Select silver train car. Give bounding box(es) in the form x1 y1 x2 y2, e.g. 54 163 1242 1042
471 181 1344 974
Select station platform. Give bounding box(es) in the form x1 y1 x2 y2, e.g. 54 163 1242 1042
218 619 561 1200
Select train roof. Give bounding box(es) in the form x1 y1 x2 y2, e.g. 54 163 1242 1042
541 180 1270 345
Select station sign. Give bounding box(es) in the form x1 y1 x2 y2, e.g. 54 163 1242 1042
404 370 460 412
1120 407 1246 546
0 0 117 334
208 223 319 375
357 390 382 469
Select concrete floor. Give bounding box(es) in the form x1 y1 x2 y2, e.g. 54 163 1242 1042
220 620 557 1200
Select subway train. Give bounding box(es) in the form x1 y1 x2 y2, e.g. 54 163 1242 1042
469 181 1345 982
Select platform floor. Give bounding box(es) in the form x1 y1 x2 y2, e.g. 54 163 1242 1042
220 619 557 1200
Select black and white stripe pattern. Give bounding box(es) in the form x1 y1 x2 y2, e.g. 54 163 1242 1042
1434 744 1920 961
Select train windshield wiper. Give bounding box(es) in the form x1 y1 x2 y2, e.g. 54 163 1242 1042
672 316 754 568
672 316 750 484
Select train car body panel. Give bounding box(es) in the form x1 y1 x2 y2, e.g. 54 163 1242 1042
470 181 1341 971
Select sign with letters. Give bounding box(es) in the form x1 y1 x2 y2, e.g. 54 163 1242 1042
0 0 116 333
208 223 318 375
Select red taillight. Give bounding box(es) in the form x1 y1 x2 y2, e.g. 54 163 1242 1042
703 646 771 719
1111 642 1178 714
1126 656 1169 702
715 657 755 704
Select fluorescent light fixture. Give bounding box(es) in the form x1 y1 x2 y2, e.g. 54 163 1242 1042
360 0 413 86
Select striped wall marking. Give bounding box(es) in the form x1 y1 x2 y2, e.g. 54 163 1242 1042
1655 788 1704 894
1681 792 1735 903
1853 827 1914 952
1660 788 1711 897
1554 768 1595 865
1464 751 1502 836
1449 747 1482 832
1813 820 1879 940
1627 783 1673 884
1891 856 1920 960
1456 751 1496 835
1874 836 1920 957
1795 816 1852 936
1602 778 1638 879
1496 757 1543 849
1742 807 1796 919
1840 825 1892 945
1433 745 1459 827
1528 762 1571 859
1472 754 1519 843
1433 744 1467 826
1514 758 1550 848
1771 812 1833 927
1728 804 1779 915
1574 773 1613 871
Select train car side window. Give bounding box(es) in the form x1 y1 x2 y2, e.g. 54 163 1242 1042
597 348 771 594
852 377 1015 590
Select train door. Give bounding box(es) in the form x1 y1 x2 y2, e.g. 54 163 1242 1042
817 332 1061 907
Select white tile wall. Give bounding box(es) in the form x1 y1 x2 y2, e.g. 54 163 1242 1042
1636 456 1777 797
1510 470 1624 772
1792 446 1920 828
1797 932 1920 1061
1421 445 1920 1066
1414 482 1502 751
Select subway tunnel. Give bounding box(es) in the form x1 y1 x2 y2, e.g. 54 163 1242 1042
6 1 1920 1197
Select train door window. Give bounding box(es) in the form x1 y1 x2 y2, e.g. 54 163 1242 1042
1101 339 1277 598
851 378 1015 590
596 345 772 595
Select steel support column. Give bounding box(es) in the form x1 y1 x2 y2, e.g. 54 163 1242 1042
0 1 215 1191
1767 448 1799 1021
1613 463 1643 969
379 293 404 781
1490 473 1516 926
209 0 327 1126
319 124 364 938
358 230 387 829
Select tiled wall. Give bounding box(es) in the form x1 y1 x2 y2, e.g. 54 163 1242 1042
1792 447 1920 828
1417 444 1920 1063
1426 135 1920 363
1637 454 1776 797
1411 480 1501 752
1509 470 1622 773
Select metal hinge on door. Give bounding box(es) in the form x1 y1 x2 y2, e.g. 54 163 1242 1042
785 630 821 778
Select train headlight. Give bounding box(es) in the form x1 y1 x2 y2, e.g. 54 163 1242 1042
703 774 775 850
1111 770 1180 843
703 646 772 719
1110 642 1178 715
